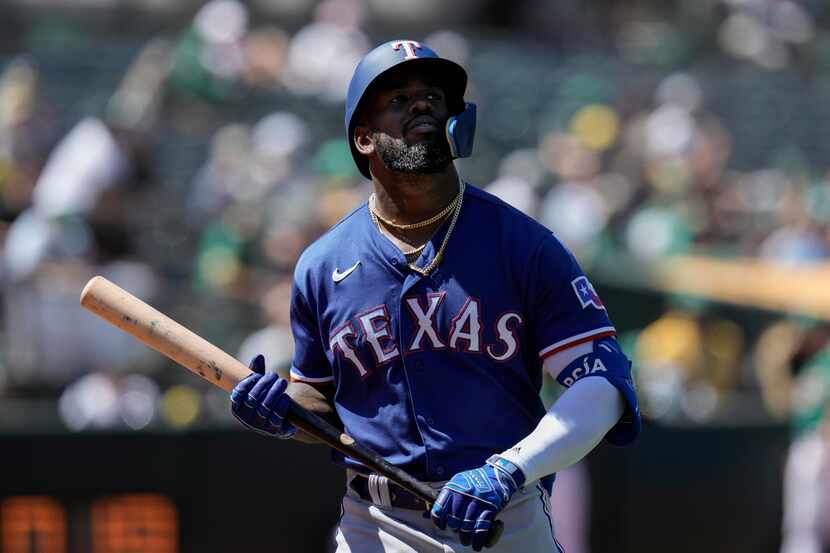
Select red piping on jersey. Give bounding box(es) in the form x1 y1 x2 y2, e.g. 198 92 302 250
539 330 616 360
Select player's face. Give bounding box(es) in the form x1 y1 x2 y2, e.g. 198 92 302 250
356 70 454 174
368 75 450 142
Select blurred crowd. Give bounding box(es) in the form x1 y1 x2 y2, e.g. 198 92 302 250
0 0 828 449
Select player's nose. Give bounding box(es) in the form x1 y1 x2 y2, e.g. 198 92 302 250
409 95 433 114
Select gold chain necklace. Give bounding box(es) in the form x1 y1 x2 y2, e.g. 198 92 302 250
404 243 427 257
369 185 461 230
369 211 427 257
369 181 466 277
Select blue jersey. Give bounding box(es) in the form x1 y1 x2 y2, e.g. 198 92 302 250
289 184 625 482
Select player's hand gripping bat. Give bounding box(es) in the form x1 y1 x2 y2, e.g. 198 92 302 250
80 276 504 548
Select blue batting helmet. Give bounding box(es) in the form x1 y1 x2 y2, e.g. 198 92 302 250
345 39 475 179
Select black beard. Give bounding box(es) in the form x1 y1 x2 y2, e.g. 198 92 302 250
372 131 452 174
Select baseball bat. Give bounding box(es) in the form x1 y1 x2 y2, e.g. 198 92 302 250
79 276 504 546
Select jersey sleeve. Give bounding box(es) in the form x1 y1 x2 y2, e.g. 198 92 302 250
528 234 616 359
289 281 334 384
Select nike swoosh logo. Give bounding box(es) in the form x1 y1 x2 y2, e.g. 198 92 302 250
332 261 360 283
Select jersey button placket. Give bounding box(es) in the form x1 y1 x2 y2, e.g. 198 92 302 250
396 295 434 480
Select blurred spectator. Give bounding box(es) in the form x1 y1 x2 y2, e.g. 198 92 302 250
541 180 608 258
0 57 56 222
633 298 745 422
237 277 294 378
280 0 369 103
241 26 291 89
755 321 830 553
170 0 250 102
29 117 131 222
59 372 160 431
486 176 537 217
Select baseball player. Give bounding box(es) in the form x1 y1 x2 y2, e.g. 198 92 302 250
230 39 641 552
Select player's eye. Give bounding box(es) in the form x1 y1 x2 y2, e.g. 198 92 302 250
390 94 408 105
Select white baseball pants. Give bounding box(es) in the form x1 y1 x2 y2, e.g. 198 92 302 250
334 471 564 553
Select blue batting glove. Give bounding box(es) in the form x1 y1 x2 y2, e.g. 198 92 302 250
230 354 296 439
431 455 525 551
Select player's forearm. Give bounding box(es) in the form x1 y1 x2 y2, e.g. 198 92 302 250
286 380 340 444
498 376 624 485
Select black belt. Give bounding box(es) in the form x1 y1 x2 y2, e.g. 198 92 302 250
349 473 430 511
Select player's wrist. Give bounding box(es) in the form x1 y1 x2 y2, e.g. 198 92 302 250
494 446 537 485
485 454 526 490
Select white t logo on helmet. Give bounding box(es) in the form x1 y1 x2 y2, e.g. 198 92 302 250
393 40 422 60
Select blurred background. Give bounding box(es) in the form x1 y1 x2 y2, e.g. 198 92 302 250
1 0 829 551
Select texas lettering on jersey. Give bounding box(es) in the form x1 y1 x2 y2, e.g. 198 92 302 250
330 294 523 378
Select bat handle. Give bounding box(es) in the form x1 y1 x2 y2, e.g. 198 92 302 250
486 521 505 548
284 400 438 503
284 400 505 547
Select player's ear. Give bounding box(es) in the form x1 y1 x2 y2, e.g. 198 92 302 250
353 125 375 156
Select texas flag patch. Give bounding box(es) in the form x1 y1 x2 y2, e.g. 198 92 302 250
571 276 605 310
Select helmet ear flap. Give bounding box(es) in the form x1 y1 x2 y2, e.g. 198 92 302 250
445 102 476 159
